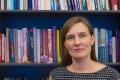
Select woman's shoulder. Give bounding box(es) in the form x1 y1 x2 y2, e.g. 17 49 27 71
102 66 119 73
99 65 120 78
50 66 67 74
95 62 119 74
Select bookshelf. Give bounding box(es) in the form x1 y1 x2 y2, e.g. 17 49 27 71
0 0 120 79
0 10 120 79
0 63 119 80
0 63 58 80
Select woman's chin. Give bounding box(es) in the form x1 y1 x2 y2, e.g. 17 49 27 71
73 55 86 60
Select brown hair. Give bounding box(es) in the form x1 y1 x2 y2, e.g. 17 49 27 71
61 16 97 66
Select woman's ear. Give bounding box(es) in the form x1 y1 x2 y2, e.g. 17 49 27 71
91 35 95 45
64 41 68 49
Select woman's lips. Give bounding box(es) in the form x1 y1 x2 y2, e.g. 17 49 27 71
74 48 84 52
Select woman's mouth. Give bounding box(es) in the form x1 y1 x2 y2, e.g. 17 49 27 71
74 48 84 52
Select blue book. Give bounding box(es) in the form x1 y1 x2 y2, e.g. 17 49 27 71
52 26 57 63
67 0 72 10
16 0 20 10
100 46 106 63
13 0 17 10
28 0 32 10
51 0 55 10
94 0 98 10
33 27 37 63
82 0 87 11
98 29 101 63
105 30 109 63
108 30 112 63
76 0 80 10
69 0 74 10
56 0 61 10
9 29 15 63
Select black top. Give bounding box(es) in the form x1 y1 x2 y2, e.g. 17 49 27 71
50 66 120 80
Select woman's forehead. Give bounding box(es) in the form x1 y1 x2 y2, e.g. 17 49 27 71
66 22 89 35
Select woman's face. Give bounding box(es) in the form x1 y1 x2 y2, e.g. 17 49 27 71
64 22 94 60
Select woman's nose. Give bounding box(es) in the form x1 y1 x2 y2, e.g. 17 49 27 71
74 37 81 46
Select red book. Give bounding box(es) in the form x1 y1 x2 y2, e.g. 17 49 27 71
110 0 118 10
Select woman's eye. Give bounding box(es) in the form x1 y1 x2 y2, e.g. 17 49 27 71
79 34 87 38
66 35 74 40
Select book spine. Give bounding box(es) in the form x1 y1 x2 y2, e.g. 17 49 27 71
82 0 87 11
22 28 28 63
23 0 28 10
112 37 116 63
110 0 118 10
2 34 5 63
105 30 109 63
4 0 7 10
20 0 23 10
33 27 37 63
5 28 10 63
119 0 120 10
105 0 110 10
71 0 75 10
116 30 120 62
79 0 83 10
52 26 56 63
1 0 4 10
108 31 112 63
16 0 20 10
51 0 55 10
9 29 15 63
37 29 40 63
29 28 34 63
17 30 22 63
94 0 98 10
94 28 98 61
48 29 53 63
28 0 32 10
56 29 61 64
45 0 51 10
40 30 43 63
67 0 72 10
76 0 80 10
60 0 64 10
56 0 61 10
14 29 18 63
0 32 2 63
99 29 106 63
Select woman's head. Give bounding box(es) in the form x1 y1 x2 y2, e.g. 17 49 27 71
61 16 97 66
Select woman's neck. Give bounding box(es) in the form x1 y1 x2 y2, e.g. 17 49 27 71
67 58 97 73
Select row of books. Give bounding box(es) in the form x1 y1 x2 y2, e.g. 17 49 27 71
0 27 61 64
0 0 119 11
94 28 120 63
0 27 120 64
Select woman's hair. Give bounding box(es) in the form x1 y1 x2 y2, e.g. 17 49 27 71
61 16 97 66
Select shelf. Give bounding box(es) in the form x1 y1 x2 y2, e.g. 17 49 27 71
0 63 119 66
0 63 59 79
0 63 119 79
0 63 58 67
0 10 120 17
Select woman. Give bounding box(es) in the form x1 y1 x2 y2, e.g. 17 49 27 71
49 16 120 80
